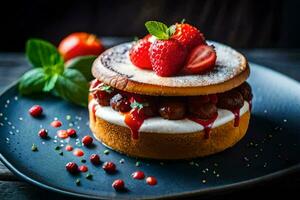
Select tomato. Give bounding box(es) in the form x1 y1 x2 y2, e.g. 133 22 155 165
182 45 216 74
58 32 104 61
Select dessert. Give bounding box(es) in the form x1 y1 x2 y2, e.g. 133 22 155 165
89 21 252 159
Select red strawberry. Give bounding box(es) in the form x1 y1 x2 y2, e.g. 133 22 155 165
129 34 154 69
172 23 206 51
182 45 216 74
150 39 186 77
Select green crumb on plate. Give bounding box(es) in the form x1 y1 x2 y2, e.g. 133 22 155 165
104 149 110 155
54 146 60 150
31 144 38 151
75 179 80 185
66 115 72 120
135 161 141 167
81 159 86 163
58 151 63 156
86 173 93 179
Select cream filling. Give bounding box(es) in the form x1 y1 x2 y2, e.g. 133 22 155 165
89 99 249 134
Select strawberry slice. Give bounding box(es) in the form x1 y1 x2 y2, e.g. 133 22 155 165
183 45 216 74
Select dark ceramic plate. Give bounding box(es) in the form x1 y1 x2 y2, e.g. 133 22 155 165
0 63 300 199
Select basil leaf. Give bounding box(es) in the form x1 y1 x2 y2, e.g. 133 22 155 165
19 68 46 95
54 69 89 107
65 55 97 81
43 74 58 92
145 21 169 40
26 39 64 71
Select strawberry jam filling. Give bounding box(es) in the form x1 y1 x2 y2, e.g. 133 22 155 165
90 80 252 139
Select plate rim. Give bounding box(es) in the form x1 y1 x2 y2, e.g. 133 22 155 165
1 63 300 199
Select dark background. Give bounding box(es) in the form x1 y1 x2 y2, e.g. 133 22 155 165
0 0 300 52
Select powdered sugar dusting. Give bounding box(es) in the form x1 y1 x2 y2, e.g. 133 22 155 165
96 41 246 87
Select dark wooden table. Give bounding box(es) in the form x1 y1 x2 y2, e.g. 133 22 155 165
0 38 300 199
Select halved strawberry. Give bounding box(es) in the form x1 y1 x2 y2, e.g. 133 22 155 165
182 45 216 74
129 34 154 70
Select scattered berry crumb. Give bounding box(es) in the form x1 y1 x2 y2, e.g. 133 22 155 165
29 105 43 117
51 120 62 128
112 179 125 191
146 176 157 186
82 135 93 146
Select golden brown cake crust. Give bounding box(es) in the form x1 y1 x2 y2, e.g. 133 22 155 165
92 42 250 96
89 105 251 160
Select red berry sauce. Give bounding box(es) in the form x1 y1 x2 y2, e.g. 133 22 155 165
73 149 84 157
57 130 69 139
230 108 240 127
124 108 146 140
79 165 88 172
65 145 73 151
131 171 145 180
146 176 157 186
112 179 125 191
188 113 218 138
29 105 43 117
51 120 62 128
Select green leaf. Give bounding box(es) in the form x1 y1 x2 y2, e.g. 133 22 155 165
167 25 176 36
130 100 149 110
43 74 58 92
18 68 46 95
145 21 170 40
26 39 64 71
65 55 97 81
54 69 89 107
100 85 113 93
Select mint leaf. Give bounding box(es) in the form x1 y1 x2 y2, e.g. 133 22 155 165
130 100 149 110
26 39 64 71
167 25 176 36
100 84 113 93
54 69 89 107
65 55 97 81
19 68 46 95
43 74 58 92
145 21 169 40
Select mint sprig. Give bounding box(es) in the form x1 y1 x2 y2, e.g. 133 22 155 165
100 85 113 93
19 39 89 107
130 100 149 110
145 21 176 40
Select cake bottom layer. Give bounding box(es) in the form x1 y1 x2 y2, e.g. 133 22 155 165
89 106 251 160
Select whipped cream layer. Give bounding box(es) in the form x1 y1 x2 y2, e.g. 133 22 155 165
89 99 249 134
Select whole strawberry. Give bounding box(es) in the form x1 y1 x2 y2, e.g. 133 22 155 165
129 34 154 70
145 21 187 77
172 23 206 51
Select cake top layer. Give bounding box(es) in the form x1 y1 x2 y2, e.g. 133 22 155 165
92 41 249 96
